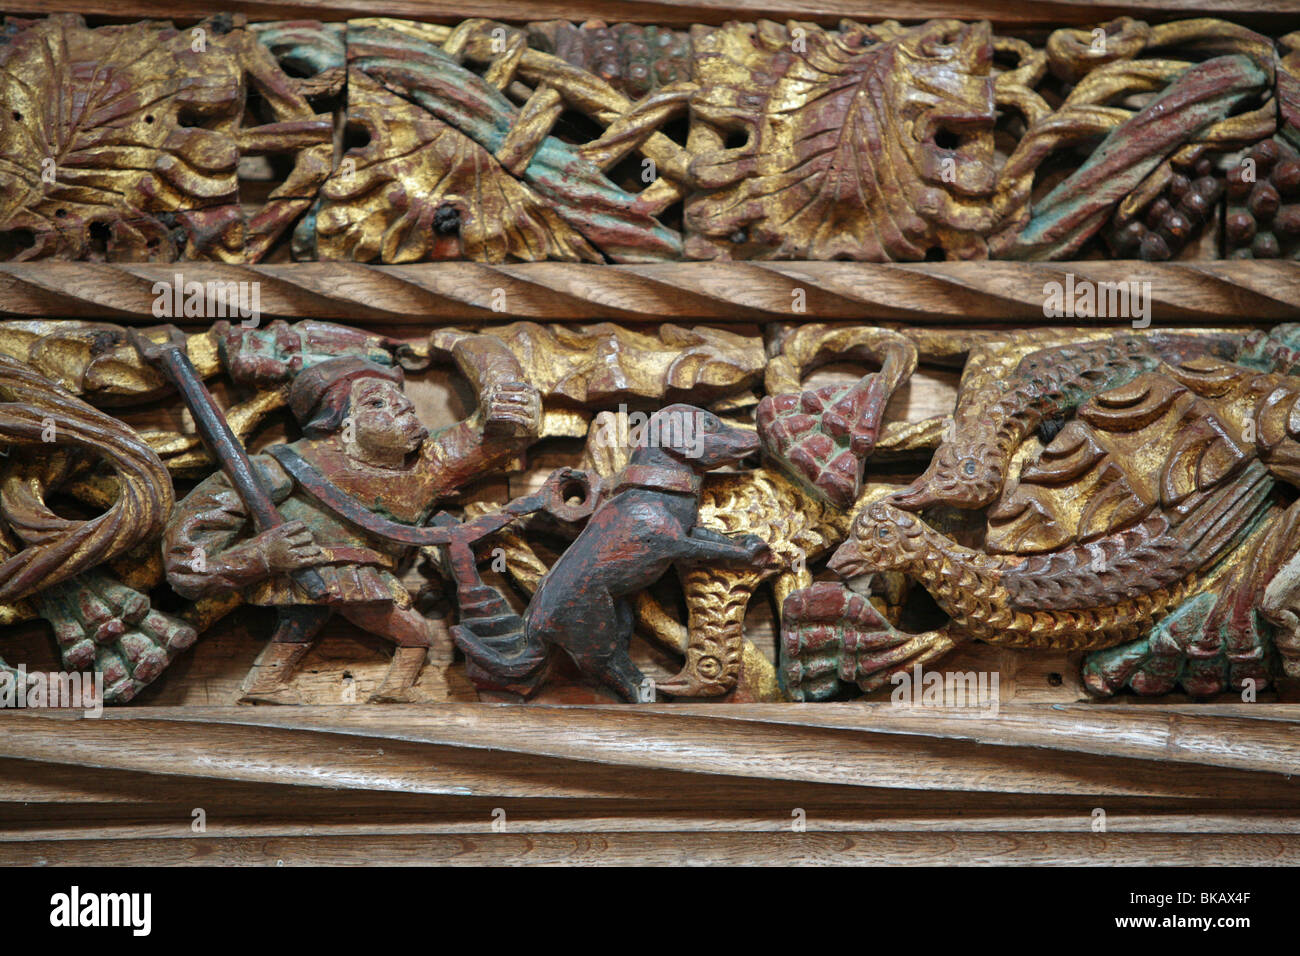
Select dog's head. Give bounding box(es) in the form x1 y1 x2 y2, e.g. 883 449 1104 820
640 404 759 471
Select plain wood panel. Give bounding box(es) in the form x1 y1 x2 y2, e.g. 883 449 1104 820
5 831 1300 865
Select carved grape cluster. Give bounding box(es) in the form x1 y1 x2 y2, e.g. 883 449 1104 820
1225 139 1300 259
1107 156 1223 260
535 22 692 100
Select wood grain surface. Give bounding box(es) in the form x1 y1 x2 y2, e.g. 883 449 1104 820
2 261 1298 323
2 704 1299 865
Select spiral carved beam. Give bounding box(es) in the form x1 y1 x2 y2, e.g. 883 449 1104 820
2 262 1299 323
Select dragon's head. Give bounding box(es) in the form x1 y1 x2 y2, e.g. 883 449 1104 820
827 500 927 578
891 441 1004 511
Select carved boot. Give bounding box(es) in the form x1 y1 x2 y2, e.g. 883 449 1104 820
368 646 429 703
238 606 331 705
239 641 313 705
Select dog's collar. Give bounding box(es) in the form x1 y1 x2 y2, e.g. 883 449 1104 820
612 464 701 497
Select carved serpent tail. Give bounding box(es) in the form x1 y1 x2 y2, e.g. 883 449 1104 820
873 500 1206 650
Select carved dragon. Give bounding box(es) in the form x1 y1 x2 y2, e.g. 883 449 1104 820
786 328 1300 700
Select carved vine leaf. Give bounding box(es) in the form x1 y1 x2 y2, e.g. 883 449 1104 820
990 18 1276 258
685 18 998 261
0 15 245 260
998 53 1272 259
316 74 602 264
341 22 681 263
0 14 334 263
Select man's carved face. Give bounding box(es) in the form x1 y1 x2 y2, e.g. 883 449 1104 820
348 378 428 461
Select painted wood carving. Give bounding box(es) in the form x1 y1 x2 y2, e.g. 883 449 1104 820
0 316 1291 706
0 12 1295 264
1 8 1300 710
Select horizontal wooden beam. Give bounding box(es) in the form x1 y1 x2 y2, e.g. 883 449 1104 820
3 704 1297 802
2 261 1297 323
8 0 1300 28
5 831 1299 865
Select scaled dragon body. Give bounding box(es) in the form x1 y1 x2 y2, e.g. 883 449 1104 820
785 328 1300 701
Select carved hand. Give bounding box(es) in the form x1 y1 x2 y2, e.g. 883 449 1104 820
257 520 325 573
479 381 542 439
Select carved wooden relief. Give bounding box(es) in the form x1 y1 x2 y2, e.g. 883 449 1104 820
0 314 1289 708
2 12 1297 264
1 8 1300 714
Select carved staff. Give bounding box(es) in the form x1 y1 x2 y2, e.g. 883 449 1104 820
128 326 329 601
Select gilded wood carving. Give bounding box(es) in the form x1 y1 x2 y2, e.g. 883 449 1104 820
1 12 1297 264
0 317 1291 706
2 9 1300 709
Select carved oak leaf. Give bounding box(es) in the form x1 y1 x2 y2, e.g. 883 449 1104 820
316 74 601 263
685 19 998 262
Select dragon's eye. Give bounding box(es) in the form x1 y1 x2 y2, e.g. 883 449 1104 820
877 526 891 540
962 458 978 477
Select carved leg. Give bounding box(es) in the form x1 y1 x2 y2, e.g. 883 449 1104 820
239 605 332 705
677 527 767 565
593 637 649 703
368 647 431 704
340 602 443 703
574 599 647 703
239 643 315 705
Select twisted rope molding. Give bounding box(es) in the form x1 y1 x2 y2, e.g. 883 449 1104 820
1 261 1297 323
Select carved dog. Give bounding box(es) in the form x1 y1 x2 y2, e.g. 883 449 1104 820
453 404 770 701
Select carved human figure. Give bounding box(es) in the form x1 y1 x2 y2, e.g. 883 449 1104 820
163 356 539 702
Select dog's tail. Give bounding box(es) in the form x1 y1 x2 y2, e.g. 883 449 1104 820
440 524 547 695
451 585 547 693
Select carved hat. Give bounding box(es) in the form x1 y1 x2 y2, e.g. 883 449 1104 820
289 357 404 437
